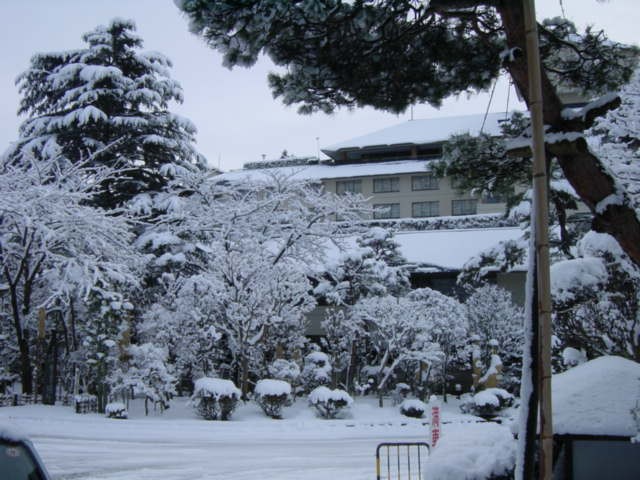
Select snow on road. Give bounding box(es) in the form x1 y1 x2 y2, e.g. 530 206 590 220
2 398 447 480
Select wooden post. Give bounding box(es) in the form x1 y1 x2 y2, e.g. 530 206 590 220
522 1 554 479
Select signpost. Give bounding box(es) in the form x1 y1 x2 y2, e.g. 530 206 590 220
430 396 441 448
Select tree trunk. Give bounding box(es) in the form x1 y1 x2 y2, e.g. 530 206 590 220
18 335 33 395
240 355 249 400
42 330 58 405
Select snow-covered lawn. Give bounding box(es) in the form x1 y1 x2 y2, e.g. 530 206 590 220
0 396 513 480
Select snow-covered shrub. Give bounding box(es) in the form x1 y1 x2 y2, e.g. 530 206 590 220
108 342 176 415
73 394 98 414
392 383 411 405
308 386 353 419
191 378 241 421
300 351 331 393
562 347 587 368
460 388 514 419
254 379 292 419
105 402 128 419
400 399 427 418
267 359 301 385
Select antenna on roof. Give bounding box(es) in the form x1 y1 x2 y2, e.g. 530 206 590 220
410 105 414 121
505 78 512 120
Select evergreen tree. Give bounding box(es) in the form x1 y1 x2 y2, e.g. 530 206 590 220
551 231 640 363
465 284 524 391
9 18 205 208
589 66 640 211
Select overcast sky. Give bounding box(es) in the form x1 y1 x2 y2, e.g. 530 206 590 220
0 0 638 171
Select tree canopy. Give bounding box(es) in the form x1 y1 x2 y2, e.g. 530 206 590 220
177 0 640 265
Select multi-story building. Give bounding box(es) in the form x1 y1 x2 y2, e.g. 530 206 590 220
222 112 512 220
320 112 510 219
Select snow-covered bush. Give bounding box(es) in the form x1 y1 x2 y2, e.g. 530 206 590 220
460 388 514 419
300 351 332 393
562 347 587 368
73 394 98 414
392 383 411 405
191 378 241 420
399 399 427 419
267 359 301 385
308 386 353 419
254 379 292 419
105 402 128 419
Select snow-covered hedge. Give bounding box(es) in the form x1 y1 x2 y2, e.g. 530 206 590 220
73 394 98 414
191 377 241 421
254 379 293 419
105 402 128 419
308 386 353 419
460 388 514 419
399 399 427 418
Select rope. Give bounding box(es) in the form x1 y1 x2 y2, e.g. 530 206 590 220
505 77 512 120
480 76 498 133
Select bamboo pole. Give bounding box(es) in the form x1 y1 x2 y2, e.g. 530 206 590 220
522 1 554 478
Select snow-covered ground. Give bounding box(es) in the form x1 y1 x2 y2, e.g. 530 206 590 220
0 396 512 480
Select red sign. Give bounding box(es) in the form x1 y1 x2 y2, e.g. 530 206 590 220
431 405 441 447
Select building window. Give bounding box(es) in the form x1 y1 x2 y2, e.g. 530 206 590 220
336 179 362 195
452 199 477 216
373 177 399 193
412 201 439 218
373 203 400 219
412 174 439 191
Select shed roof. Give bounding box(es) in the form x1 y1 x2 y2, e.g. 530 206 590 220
552 356 640 437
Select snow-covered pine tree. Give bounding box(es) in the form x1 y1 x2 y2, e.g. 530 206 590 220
465 284 524 391
590 66 640 211
551 231 640 363
8 18 205 208
109 342 176 415
316 227 409 306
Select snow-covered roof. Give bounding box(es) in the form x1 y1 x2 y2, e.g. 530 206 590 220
552 356 640 437
394 227 522 270
322 226 522 271
217 159 432 183
323 112 509 154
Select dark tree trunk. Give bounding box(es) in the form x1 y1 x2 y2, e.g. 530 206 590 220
42 330 59 405
18 335 33 395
